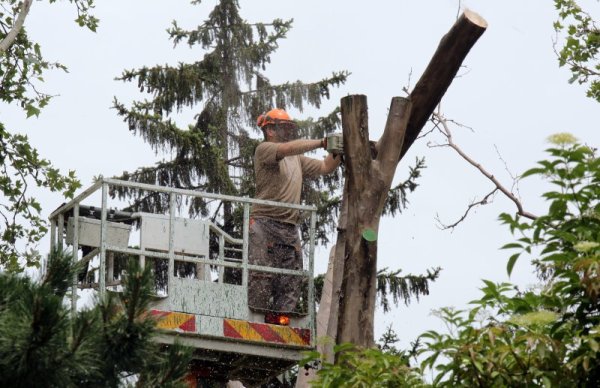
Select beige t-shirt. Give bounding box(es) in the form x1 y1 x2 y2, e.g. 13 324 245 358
251 142 322 224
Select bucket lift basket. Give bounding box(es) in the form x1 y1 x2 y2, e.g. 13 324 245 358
49 178 318 386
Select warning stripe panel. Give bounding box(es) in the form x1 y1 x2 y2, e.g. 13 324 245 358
223 319 310 346
250 322 285 344
224 319 263 342
150 310 196 332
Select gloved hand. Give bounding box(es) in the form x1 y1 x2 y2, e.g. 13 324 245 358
324 133 343 155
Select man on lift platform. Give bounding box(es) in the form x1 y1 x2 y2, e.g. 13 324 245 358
249 109 340 322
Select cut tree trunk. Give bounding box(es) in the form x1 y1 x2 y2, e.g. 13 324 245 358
336 95 411 346
314 10 487 356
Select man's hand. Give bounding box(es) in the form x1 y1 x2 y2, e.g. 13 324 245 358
324 133 343 155
320 152 341 174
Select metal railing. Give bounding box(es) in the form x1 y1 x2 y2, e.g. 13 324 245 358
49 177 317 337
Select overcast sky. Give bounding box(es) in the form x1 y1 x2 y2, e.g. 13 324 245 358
4 0 600 348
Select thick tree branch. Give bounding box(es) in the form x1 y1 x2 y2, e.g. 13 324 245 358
0 0 33 53
377 97 411 174
400 10 487 160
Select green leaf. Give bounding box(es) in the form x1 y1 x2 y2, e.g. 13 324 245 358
521 167 546 179
25 104 41 118
507 253 520 277
501 242 523 250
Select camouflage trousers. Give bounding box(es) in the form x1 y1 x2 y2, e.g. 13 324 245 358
248 217 303 314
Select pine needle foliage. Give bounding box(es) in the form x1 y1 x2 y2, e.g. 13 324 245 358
313 266 441 313
0 248 192 387
376 266 442 313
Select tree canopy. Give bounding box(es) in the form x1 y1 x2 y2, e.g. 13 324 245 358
0 0 97 271
553 0 600 102
419 135 600 386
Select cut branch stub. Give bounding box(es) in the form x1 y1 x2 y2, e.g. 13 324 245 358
377 97 412 179
341 95 371 174
400 9 488 160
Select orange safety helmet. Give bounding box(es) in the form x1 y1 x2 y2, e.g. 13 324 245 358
256 108 295 129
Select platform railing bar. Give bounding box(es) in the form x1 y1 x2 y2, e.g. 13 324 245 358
71 203 79 317
102 178 317 211
220 256 242 262
49 180 103 219
99 183 108 297
51 178 317 224
57 213 64 250
308 211 317 346
50 219 56 252
242 202 250 288
168 193 176 294
209 223 243 245
79 280 122 290
218 235 225 282
103 245 309 277
79 247 100 265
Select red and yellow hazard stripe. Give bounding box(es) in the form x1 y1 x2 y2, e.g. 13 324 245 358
223 319 310 346
150 310 196 332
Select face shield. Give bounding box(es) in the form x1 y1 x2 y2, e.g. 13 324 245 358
273 121 298 142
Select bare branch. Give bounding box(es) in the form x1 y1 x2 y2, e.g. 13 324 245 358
401 68 413 96
436 188 498 230
432 112 537 222
0 0 33 53
417 126 437 140
494 144 521 195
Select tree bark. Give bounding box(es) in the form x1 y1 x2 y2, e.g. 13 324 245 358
400 9 488 160
336 95 411 346
322 185 348 359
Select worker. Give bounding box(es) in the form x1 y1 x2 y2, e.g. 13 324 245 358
249 108 341 316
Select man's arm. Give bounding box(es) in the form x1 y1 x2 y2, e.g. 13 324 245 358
277 138 341 175
320 153 341 174
276 139 324 160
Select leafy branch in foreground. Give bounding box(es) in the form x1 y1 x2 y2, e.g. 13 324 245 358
0 0 97 271
0 123 80 271
418 135 600 387
553 0 600 102
302 336 427 388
